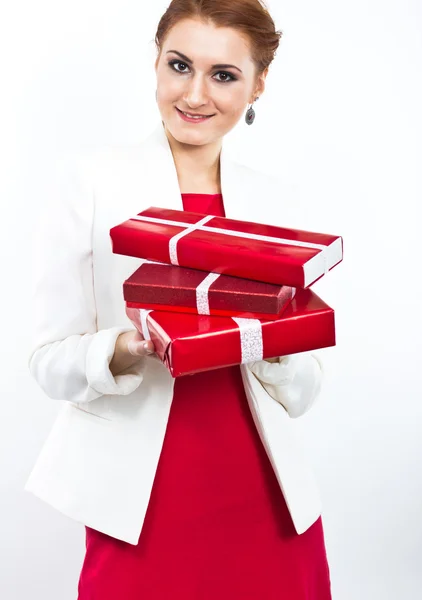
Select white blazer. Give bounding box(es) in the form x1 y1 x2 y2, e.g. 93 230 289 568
25 122 324 545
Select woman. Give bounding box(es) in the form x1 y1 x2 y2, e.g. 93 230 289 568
26 1 332 598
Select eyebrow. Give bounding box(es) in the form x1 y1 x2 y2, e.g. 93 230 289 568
166 50 243 74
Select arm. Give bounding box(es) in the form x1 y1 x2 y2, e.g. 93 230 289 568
247 352 323 418
246 172 325 418
28 157 150 404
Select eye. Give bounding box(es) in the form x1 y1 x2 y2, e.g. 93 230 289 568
214 72 236 83
168 60 190 73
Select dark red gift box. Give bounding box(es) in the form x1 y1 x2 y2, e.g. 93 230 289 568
110 206 343 288
125 288 335 377
123 261 296 321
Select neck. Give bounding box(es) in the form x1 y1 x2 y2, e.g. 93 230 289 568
163 124 222 195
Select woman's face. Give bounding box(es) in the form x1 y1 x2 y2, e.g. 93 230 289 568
155 18 266 147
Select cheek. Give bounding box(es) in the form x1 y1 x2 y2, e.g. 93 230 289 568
218 88 248 117
156 68 181 102
158 83 179 104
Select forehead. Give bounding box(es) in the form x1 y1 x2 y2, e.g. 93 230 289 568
162 18 254 67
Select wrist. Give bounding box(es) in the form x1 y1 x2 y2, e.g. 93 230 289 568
110 330 142 376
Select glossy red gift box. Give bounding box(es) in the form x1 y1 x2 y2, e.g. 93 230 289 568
123 262 296 321
110 207 343 288
125 288 335 377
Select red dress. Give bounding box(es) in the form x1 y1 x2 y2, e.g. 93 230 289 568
77 193 331 600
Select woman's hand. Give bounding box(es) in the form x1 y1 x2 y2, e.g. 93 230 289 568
109 330 155 377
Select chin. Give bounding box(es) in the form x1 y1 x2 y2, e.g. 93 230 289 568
167 122 215 147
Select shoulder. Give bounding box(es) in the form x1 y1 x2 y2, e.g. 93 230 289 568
230 159 279 187
66 126 161 185
226 157 298 226
224 146 290 197
223 155 280 199
70 145 146 185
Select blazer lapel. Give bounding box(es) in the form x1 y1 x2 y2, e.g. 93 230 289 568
139 123 183 211
219 142 249 220
144 122 250 220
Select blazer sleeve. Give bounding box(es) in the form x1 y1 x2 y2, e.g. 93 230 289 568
247 352 323 419
28 157 145 404
242 168 326 418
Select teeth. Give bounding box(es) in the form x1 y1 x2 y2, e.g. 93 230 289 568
181 110 209 119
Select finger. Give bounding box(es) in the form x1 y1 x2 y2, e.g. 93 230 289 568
132 330 146 343
127 338 155 357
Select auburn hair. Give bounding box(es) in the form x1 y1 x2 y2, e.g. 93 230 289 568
155 0 282 74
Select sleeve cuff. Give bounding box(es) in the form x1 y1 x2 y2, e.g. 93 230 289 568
248 354 303 385
85 326 146 396
247 352 323 418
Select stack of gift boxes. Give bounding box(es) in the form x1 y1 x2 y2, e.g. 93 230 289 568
109 206 343 377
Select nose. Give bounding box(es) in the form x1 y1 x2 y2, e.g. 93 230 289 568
183 74 209 109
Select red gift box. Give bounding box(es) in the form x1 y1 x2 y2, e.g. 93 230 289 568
123 262 296 321
110 207 343 288
126 288 335 377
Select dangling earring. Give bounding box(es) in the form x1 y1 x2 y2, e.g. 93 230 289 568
245 97 259 125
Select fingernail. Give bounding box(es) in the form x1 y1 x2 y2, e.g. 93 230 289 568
143 342 153 354
127 340 140 356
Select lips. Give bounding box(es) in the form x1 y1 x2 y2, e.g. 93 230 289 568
176 107 215 120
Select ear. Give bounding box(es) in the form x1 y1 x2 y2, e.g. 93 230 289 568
251 67 268 102
154 53 160 72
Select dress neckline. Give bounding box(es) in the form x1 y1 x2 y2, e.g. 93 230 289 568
181 192 223 197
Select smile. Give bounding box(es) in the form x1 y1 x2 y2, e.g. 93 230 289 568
176 107 215 122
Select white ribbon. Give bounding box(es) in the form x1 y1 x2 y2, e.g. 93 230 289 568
231 317 264 363
140 259 221 315
196 272 221 315
139 310 264 367
140 309 153 341
131 214 330 274
168 215 214 266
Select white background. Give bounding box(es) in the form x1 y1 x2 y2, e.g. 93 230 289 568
1 0 422 598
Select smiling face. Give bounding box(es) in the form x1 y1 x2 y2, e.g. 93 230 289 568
155 18 267 147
